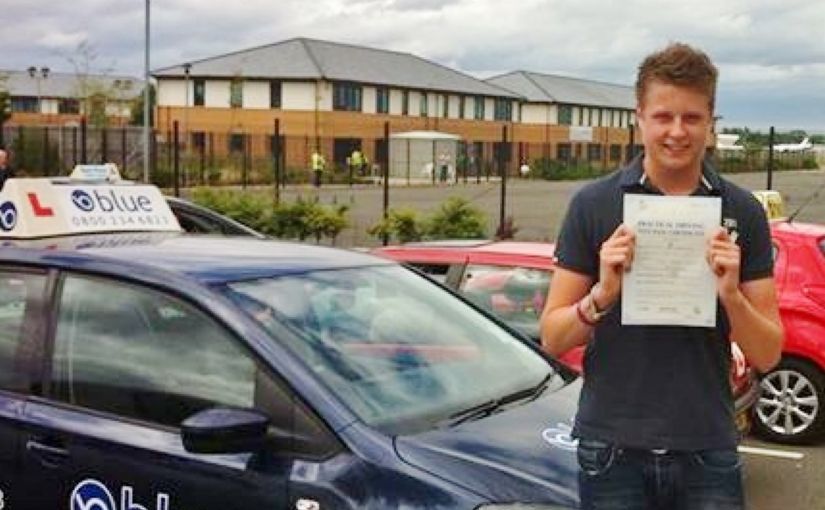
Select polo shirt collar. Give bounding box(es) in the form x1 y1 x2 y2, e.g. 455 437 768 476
620 153 722 196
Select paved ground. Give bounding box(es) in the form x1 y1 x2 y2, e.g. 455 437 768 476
259 167 825 247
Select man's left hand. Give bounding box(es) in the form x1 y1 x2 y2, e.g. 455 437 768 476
707 227 740 301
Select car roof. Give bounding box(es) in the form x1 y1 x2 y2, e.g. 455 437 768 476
771 220 825 240
2 233 393 284
374 240 556 269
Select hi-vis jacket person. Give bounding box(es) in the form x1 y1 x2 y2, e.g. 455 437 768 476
311 150 326 188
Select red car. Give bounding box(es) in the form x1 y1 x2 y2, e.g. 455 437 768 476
373 240 757 436
753 221 825 443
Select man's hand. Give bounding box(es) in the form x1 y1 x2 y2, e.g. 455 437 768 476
707 227 741 301
596 224 635 308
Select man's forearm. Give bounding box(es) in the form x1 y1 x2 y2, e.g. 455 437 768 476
540 303 593 357
724 289 783 373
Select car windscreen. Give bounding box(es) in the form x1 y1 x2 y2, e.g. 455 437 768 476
222 265 557 434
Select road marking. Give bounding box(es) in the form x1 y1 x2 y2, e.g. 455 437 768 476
738 445 805 460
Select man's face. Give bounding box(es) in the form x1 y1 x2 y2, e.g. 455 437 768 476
636 80 712 176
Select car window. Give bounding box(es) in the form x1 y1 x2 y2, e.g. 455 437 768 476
0 270 47 394
407 262 451 283
52 274 256 428
173 205 253 236
459 264 551 340
223 265 558 435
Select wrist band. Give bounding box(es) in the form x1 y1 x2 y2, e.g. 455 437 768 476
576 297 597 327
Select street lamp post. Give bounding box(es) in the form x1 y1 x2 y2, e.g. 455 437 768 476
182 62 191 187
143 0 151 183
27 66 50 121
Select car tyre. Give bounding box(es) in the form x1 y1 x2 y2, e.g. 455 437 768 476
752 357 825 444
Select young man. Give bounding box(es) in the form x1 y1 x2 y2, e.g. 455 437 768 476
540 43 783 509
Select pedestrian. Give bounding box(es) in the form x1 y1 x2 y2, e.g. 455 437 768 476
519 160 531 178
310 149 326 188
540 42 783 510
0 149 14 191
350 148 365 177
438 152 449 184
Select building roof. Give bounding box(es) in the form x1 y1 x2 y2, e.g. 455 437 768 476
153 37 518 98
486 71 634 109
0 69 141 99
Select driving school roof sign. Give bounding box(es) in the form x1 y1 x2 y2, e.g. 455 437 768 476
0 178 182 238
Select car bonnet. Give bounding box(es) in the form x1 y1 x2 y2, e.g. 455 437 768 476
394 377 582 506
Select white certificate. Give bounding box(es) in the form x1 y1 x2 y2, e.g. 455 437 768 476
621 194 721 327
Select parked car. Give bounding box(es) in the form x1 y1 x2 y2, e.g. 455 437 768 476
0 177 583 509
166 196 265 238
752 220 825 443
373 240 758 436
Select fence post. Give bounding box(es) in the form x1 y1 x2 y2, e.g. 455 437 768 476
101 126 108 164
80 117 87 164
767 126 775 190
42 127 50 176
499 125 508 232
72 126 78 167
382 121 390 246
173 120 180 197
121 126 127 175
273 118 280 205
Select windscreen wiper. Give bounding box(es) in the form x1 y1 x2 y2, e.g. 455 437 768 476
442 371 556 427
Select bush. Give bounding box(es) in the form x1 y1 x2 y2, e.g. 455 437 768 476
424 196 486 239
368 208 423 244
532 158 604 181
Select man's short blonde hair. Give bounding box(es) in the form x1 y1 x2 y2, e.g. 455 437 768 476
636 43 718 111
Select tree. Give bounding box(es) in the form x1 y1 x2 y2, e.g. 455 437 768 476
425 196 487 239
64 40 120 128
130 83 155 126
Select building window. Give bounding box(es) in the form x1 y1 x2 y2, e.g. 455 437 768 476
609 144 622 161
576 107 583 126
194 79 205 106
11 97 38 113
442 94 449 118
402 90 409 115
557 143 572 160
420 93 428 116
474 96 485 120
458 96 465 119
270 81 281 109
558 105 572 125
494 98 512 121
587 144 602 161
58 98 80 114
333 82 362 112
229 133 246 153
376 87 389 114
229 80 243 108
587 108 594 126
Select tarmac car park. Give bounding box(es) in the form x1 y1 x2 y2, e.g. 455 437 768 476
0 171 582 509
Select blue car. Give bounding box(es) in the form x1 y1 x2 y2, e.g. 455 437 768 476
0 176 582 510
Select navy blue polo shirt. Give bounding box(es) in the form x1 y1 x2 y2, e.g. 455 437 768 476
555 155 773 450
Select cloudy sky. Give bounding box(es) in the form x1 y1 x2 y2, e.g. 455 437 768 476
4 0 824 132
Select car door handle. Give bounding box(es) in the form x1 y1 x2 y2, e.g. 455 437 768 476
26 438 70 467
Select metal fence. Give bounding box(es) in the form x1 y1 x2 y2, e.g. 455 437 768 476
2 122 818 189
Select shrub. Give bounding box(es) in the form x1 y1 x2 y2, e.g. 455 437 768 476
424 196 486 239
368 208 423 244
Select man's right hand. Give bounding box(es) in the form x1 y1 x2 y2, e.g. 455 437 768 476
596 224 636 308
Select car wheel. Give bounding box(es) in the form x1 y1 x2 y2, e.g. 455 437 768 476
752 358 825 444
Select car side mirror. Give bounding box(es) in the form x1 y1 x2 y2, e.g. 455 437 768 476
181 406 270 454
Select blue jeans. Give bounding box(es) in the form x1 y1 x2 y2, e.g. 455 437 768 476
577 439 744 510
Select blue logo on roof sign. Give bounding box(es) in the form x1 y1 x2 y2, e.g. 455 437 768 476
0 202 17 231
71 190 95 212
70 189 154 214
